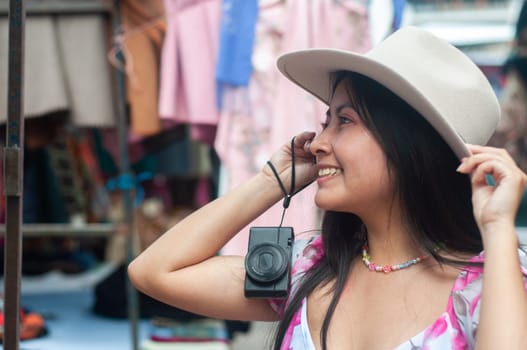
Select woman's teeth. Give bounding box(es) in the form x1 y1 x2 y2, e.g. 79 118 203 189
318 168 340 177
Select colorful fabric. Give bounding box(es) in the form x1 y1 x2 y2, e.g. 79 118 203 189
141 339 229 350
0 306 48 341
392 0 406 31
159 0 221 145
215 0 258 87
119 0 165 136
270 235 527 350
216 0 372 256
149 317 229 343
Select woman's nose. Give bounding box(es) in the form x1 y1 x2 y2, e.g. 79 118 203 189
309 130 331 156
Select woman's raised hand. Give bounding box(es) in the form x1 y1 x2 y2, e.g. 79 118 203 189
457 144 527 237
262 131 318 194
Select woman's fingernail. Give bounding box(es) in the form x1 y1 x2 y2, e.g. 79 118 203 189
456 158 466 172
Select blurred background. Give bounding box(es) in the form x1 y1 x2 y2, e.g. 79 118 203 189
0 0 525 349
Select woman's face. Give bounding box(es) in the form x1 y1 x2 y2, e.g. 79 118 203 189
309 80 394 216
498 70 527 140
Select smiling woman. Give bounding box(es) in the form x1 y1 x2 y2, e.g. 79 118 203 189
128 27 527 350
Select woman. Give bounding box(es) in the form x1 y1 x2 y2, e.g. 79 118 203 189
128 27 527 349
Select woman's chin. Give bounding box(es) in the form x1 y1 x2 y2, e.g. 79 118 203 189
314 194 336 212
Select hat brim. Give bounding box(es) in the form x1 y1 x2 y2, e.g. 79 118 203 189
277 49 471 159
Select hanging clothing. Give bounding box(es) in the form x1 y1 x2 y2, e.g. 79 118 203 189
392 0 406 31
46 134 87 223
215 0 259 108
23 147 69 224
216 0 372 256
158 0 222 145
0 15 115 127
270 0 371 150
119 0 166 136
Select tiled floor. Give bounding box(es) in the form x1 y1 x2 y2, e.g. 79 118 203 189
6 284 278 350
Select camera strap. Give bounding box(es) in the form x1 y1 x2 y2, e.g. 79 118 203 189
266 137 312 226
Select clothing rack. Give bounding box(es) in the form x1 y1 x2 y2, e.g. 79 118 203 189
2 1 140 349
111 0 140 348
4 1 24 349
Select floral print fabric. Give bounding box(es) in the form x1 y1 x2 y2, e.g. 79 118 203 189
269 235 527 350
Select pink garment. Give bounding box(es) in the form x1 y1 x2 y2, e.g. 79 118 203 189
216 0 372 256
159 0 221 145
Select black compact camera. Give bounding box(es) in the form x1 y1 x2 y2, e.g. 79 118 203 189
244 226 294 299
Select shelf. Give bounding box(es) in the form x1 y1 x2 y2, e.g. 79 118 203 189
0 223 117 237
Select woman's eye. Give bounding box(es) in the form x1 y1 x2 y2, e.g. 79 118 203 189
338 116 352 125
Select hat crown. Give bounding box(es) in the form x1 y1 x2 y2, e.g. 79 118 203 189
366 27 499 148
277 26 500 159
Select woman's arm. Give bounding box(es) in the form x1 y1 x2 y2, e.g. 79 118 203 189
457 145 527 350
128 132 317 321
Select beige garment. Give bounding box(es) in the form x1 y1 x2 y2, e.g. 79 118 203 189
0 15 115 127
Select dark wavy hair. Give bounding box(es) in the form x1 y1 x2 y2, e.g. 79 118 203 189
272 71 482 350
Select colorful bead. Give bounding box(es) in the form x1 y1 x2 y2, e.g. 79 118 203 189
361 243 429 274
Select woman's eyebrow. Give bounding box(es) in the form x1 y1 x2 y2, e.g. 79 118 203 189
327 104 355 117
337 104 356 114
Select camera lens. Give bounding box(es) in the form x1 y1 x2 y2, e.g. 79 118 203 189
245 242 288 283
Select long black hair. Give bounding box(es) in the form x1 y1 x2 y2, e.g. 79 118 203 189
272 71 482 350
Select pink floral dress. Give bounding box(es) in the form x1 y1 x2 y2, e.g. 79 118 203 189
269 235 527 350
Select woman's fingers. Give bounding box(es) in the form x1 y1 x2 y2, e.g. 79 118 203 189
456 144 527 229
294 131 316 147
265 132 318 192
292 131 316 157
458 145 526 188
457 146 516 174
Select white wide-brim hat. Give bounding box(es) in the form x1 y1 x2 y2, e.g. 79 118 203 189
277 26 500 159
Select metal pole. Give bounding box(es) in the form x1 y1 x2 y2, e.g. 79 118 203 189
3 0 25 349
111 1 139 349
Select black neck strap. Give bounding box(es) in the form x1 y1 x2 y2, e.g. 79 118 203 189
266 137 313 227
266 137 296 209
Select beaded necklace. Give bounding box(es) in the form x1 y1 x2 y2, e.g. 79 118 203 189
361 243 429 273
